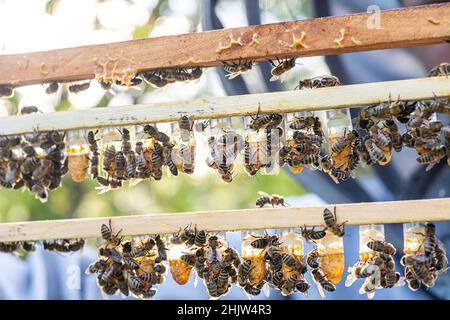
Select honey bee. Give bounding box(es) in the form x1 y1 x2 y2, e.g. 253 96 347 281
423 223 437 257
249 111 283 131
383 120 402 152
86 259 108 274
295 279 310 294
364 138 387 163
21 241 36 252
255 191 285 207
100 219 122 247
331 130 358 154
281 252 297 269
68 82 90 93
238 260 252 286
114 151 126 180
141 71 168 88
281 274 297 295
124 257 140 271
0 241 21 253
125 151 136 178
366 240 396 255
269 57 296 81
312 268 336 295
289 116 316 131
323 207 345 237
44 81 59 94
223 58 253 79
429 62 450 77
296 75 341 90
155 235 168 262
250 234 280 250
417 145 446 166
243 283 261 296
102 144 116 173
306 249 320 269
178 115 194 142
0 85 14 97
20 106 41 115
301 227 326 243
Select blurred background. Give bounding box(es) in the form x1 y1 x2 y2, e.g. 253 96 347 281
0 0 449 300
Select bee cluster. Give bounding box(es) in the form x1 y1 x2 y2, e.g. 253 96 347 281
87 220 167 299
0 241 36 254
401 223 448 291
0 238 84 254
169 227 241 299
346 239 402 299
0 112 67 202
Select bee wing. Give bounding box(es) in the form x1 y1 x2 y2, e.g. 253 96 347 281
269 74 280 82
128 178 143 187
257 190 270 197
366 291 376 300
193 274 199 288
315 283 325 299
262 282 271 297
345 273 358 287
425 161 438 172
327 173 340 185
394 277 406 288
225 72 241 80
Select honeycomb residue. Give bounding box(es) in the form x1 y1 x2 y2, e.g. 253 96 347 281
94 53 137 87
216 34 244 54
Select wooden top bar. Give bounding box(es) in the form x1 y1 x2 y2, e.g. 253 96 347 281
0 198 448 241
0 76 449 136
0 4 449 87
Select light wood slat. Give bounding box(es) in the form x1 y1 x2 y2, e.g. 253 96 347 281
1 76 449 136
0 4 449 87
0 198 449 242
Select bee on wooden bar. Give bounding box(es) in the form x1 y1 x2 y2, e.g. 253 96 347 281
141 71 168 88
44 81 59 94
323 207 346 237
301 227 326 243
100 219 122 247
223 58 254 79
269 57 296 82
0 85 14 97
366 240 396 256
296 75 341 90
429 62 450 77
68 82 90 93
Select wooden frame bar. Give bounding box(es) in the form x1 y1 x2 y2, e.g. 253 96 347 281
0 198 449 242
0 4 449 87
1 76 449 136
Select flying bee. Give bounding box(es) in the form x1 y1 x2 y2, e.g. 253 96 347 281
178 115 194 142
429 62 450 77
301 226 327 243
255 191 285 207
366 240 396 255
223 58 253 79
306 249 320 269
269 57 296 81
100 219 122 247
323 207 346 237
68 82 90 93
103 144 116 173
296 75 341 90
